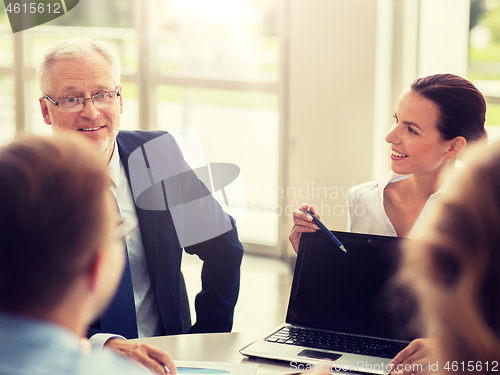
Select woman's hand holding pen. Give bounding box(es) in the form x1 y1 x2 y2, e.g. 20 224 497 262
289 203 320 253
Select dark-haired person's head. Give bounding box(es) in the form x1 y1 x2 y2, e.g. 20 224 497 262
0 135 125 334
411 73 487 144
399 142 500 373
386 73 487 179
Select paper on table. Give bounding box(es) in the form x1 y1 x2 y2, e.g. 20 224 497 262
172 360 259 375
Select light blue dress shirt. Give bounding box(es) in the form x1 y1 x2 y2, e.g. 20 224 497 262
0 313 149 375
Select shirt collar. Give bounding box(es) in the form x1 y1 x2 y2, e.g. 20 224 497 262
382 169 445 198
108 140 121 195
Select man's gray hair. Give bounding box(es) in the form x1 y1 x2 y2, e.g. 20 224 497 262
36 37 121 95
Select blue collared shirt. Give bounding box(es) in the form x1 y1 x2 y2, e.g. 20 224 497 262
0 312 149 375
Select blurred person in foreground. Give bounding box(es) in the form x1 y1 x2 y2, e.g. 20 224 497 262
0 135 175 374
398 141 500 374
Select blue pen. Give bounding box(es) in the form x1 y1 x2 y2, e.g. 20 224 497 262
165 366 229 374
176 367 229 374
306 209 348 253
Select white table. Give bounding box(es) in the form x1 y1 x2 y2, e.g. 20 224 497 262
135 332 300 374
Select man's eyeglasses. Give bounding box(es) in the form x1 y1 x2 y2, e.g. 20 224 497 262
43 86 120 113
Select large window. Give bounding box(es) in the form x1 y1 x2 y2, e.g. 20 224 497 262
469 0 500 140
0 8 14 146
0 0 281 252
153 0 280 248
6 1 486 256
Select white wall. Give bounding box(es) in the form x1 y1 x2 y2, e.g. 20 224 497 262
284 0 378 237
280 0 471 255
419 0 470 77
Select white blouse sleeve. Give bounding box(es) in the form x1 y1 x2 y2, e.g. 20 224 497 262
346 186 355 232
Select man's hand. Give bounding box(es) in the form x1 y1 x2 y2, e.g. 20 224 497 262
105 338 176 374
390 338 439 375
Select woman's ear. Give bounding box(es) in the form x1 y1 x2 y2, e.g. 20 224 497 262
445 136 467 160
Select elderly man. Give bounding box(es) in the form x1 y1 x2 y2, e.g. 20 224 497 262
37 38 243 372
0 135 175 374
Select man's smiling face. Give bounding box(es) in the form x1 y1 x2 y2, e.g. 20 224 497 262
39 50 123 162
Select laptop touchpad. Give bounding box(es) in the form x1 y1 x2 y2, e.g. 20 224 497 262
297 349 342 361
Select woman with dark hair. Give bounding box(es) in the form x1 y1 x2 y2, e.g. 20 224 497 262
349 73 486 238
399 141 500 375
289 74 488 374
290 73 487 247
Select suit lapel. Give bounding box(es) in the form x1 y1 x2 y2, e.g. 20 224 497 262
117 131 184 334
116 133 162 289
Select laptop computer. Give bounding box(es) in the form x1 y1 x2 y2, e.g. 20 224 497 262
240 230 417 374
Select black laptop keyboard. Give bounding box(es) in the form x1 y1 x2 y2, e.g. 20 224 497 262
265 327 409 359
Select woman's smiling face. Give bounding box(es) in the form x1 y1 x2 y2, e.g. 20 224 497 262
385 88 452 176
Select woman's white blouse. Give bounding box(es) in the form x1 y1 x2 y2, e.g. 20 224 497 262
347 170 438 238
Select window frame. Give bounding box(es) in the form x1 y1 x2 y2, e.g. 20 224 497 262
6 0 287 258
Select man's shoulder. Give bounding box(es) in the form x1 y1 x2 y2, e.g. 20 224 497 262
83 348 150 375
117 130 171 156
0 337 148 375
117 130 168 145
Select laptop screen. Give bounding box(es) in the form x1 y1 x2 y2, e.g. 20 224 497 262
287 231 416 341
